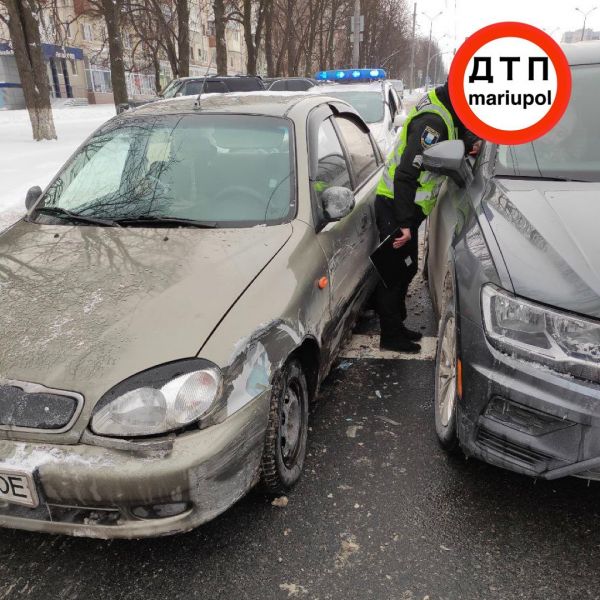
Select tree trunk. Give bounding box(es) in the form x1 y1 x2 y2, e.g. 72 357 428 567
264 0 274 77
152 52 161 93
176 0 190 77
213 0 228 75
4 0 56 141
100 0 129 109
242 0 255 75
285 0 295 76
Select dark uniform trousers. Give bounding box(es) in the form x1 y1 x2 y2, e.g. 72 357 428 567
374 195 420 333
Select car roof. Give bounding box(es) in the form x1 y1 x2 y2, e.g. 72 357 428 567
173 75 262 82
121 91 335 118
308 82 385 93
561 40 600 65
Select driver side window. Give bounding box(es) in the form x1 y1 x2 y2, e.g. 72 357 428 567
314 118 352 200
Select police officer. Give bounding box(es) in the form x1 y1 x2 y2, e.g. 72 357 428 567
375 81 481 353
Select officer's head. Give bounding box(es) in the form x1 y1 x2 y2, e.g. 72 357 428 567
435 81 462 125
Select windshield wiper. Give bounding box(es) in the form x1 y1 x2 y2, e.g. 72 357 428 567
113 215 218 228
34 206 117 227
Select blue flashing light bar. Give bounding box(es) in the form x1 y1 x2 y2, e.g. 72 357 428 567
315 68 387 82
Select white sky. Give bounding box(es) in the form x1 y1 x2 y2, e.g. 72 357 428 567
412 0 600 67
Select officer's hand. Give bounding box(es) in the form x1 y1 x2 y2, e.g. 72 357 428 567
469 140 482 156
393 228 411 249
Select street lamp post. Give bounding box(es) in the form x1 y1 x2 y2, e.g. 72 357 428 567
576 6 598 41
422 10 443 91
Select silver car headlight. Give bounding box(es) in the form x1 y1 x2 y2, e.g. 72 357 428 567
91 359 223 437
482 284 600 383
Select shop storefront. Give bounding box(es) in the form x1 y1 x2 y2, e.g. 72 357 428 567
0 42 87 109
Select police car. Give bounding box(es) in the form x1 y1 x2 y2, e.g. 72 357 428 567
309 68 405 155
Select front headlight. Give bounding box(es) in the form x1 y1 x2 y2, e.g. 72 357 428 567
482 285 600 383
91 359 223 437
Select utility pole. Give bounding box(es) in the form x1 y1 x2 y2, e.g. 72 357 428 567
422 10 443 91
409 2 416 93
352 0 361 68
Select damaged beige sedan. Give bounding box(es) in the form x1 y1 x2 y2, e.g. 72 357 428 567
0 93 382 538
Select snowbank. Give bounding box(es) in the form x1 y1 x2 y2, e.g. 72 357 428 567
0 105 116 231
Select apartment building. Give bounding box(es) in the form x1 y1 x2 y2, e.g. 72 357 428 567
561 28 600 43
0 0 249 109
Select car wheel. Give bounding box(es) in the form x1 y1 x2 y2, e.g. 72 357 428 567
260 358 309 494
434 292 459 452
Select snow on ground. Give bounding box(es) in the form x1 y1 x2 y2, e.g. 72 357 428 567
0 105 116 232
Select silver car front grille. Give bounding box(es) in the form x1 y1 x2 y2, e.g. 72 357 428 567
0 379 83 433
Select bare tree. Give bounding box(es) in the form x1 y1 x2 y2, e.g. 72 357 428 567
0 0 56 140
229 0 266 75
99 0 128 106
176 0 190 77
212 0 228 74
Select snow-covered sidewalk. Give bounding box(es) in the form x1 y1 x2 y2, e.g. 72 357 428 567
0 105 116 231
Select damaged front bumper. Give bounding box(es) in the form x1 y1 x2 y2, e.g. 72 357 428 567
0 390 270 539
458 316 600 481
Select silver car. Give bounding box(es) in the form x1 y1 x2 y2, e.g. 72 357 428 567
0 93 383 538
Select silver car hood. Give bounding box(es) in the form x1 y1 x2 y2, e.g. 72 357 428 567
483 179 600 319
0 221 292 403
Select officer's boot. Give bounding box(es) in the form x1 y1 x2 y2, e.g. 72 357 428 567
379 319 421 354
399 323 423 342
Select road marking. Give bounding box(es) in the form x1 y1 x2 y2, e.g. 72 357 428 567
340 334 437 360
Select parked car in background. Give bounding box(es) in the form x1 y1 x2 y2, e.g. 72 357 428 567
423 41 600 482
309 70 405 155
117 75 266 113
160 75 266 97
266 77 320 91
0 92 384 538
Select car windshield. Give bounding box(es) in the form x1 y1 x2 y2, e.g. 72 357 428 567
34 114 294 227
161 80 181 98
324 90 384 123
496 64 600 182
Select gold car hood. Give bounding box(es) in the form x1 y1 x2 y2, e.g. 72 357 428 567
0 221 293 406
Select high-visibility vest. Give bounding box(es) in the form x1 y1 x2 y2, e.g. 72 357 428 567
376 88 457 217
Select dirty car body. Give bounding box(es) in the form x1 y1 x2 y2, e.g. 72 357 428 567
0 93 383 538
425 42 600 481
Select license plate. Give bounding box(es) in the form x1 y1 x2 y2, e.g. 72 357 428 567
0 468 39 508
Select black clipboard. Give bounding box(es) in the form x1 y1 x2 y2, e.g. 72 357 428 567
370 228 412 289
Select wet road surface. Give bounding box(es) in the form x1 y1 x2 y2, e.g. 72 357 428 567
1 269 600 600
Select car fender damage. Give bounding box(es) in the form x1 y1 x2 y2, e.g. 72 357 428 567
222 319 307 417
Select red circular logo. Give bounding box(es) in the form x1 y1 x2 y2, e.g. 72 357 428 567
448 22 572 145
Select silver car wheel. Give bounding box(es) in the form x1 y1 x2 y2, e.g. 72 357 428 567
437 315 457 428
280 381 302 467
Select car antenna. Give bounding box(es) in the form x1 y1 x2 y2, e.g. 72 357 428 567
194 54 215 110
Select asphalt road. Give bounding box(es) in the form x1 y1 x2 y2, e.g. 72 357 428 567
2 267 600 600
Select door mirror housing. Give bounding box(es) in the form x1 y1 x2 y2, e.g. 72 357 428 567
321 186 355 222
422 140 472 187
393 112 406 130
25 186 42 211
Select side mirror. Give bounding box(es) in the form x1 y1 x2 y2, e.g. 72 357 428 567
175 92 183 98
422 140 472 188
393 112 406 130
321 186 355 222
25 186 42 211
